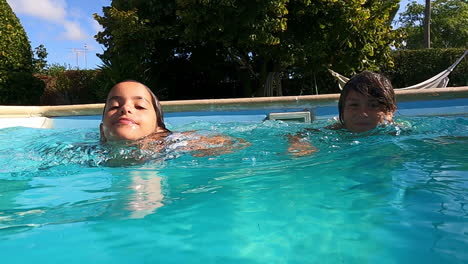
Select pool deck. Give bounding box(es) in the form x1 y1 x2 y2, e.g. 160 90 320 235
1 86 468 118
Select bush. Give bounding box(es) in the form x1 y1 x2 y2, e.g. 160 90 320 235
0 72 44 105
40 69 100 105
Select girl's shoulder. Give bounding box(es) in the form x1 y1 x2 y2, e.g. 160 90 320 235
166 131 200 142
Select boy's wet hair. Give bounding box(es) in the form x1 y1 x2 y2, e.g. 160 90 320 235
338 71 396 124
102 80 168 131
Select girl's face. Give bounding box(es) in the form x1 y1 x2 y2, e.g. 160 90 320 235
343 90 394 133
101 82 160 141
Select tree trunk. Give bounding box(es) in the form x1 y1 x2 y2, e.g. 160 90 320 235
423 0 431 48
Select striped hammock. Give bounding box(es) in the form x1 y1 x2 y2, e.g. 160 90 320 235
329 50 467 90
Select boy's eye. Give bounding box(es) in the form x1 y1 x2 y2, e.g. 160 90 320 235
109 105 119 110
347 103 359 107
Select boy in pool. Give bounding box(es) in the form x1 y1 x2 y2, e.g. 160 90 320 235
288 71 397 156
100 80 249 157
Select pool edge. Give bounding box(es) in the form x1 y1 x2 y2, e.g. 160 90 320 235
0 86 467 118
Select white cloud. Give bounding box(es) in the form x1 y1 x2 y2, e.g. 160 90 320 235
63 21 87 41
7 0 67 22
90 18 104 34
7 0 90 41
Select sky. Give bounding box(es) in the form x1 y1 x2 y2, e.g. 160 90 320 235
7 0 108 69
7 0 423 70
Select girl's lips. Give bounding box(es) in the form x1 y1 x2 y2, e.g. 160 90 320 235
116 118 137 125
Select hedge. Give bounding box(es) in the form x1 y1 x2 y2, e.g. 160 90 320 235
39 70 102 105
382 48 468 88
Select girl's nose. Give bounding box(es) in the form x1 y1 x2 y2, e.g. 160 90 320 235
120 104 132 114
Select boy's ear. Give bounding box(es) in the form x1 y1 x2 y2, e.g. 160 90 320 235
100 123 106 143
385 111 395 123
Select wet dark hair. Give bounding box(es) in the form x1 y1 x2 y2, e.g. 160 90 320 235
338 71 396 124
102 80 168 131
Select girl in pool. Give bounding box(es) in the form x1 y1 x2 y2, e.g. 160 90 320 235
101 80 250 218
288 71 397 156
100 80 249 158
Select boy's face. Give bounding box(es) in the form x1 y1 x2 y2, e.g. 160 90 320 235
101 82 158 141
343 90 394 133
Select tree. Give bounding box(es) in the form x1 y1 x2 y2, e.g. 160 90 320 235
0 0 31 73
398 0 468 49
95 0 402 98
32 44 48 74
0 0 44 105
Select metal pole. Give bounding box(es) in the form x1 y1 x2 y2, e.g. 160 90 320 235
314 73 318 95
84 44 87 69
75 49 79 68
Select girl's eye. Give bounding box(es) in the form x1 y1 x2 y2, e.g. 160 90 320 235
109 106 119 110
347 103 359 107
135 105 146 110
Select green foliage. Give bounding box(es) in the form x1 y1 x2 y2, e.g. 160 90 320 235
40 69 99 105
94 6 154 80
0 0 32 73
382 48 468 88
0 0 44 105
45 63 70 76
32 44 48 74
2 72 44 105
91 58 128 101
94 0 403 97
397 0 468 49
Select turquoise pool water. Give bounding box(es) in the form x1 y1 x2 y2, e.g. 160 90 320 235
1 112 468 263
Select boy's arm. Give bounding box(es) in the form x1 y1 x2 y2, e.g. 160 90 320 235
287 132 317 156
184 134 251 157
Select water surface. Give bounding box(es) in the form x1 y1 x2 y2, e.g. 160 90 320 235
1 116 467 263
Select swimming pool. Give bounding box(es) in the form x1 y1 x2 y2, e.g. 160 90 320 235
1 89 467 263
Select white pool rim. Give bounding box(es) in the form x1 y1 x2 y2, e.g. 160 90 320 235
1 86 467 129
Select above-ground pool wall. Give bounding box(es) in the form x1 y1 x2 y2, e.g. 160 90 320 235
0 87 467 129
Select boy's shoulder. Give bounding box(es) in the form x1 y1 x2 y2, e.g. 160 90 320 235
324 122 343 131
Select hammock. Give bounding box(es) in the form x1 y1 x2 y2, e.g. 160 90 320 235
329 50 467 90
